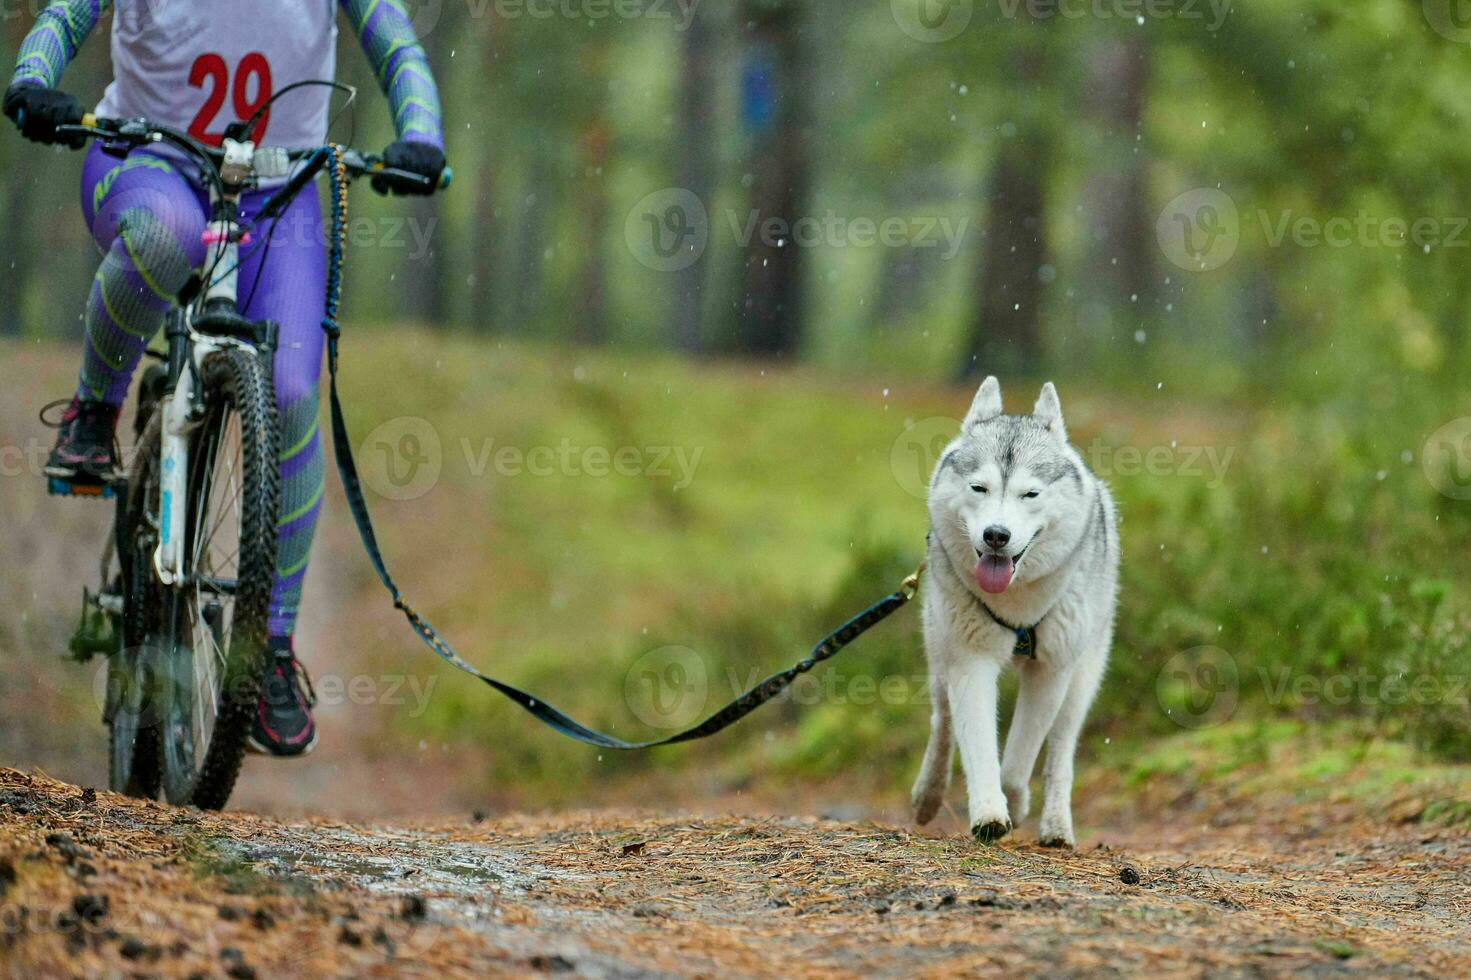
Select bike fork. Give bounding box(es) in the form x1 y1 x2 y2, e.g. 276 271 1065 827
155 311 193 587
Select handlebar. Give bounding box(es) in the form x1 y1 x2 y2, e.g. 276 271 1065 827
61 114 453 192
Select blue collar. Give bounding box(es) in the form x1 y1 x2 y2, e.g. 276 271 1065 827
977 600 1039 659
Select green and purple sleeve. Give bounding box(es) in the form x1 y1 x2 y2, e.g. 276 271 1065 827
9 0 110 90
340 0 444 149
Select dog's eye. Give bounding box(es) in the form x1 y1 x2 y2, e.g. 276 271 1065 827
1022 490 1041 499
970 484 988 494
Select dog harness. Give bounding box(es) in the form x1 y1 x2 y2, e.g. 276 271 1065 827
977 601 1039 660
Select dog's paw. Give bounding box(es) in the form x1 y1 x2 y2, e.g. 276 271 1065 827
912 790 943 826
1037 814 1074 849
1003 783 1030 827
971 818 1013 843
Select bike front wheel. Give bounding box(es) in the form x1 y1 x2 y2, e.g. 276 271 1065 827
154 345 279 810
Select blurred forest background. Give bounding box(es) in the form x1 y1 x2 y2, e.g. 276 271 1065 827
2 0 1471 820
5 0 1471 382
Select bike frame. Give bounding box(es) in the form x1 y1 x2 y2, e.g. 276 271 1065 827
153 136 276 588
56 110 442 597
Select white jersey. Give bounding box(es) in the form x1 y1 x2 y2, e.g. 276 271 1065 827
97 0 339 150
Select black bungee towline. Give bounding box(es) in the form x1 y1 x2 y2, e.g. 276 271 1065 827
317 148 922 749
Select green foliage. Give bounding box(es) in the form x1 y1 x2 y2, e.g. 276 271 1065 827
4 0 1471 388
326 333 1471 806
5 0 1471 807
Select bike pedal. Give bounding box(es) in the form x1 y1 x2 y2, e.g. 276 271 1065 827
48 476 118 499
67 588 122 663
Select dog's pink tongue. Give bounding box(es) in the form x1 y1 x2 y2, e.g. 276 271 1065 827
976 555 1015 594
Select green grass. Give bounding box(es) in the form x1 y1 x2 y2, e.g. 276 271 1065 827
7 332 1466 811
318 330 1471 806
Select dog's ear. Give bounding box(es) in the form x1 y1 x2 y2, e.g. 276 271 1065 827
964 376 1003 429
1033 382 1066 437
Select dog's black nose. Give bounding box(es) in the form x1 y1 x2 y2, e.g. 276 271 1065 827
983 525 1011 550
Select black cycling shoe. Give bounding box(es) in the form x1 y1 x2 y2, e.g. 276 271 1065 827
43 397 122 490
247 639 319 758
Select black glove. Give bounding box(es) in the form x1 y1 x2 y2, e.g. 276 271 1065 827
3 85 86 148
372 140 446 197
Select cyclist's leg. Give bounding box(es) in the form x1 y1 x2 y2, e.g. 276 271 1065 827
78 145 207 406
236 186 327 642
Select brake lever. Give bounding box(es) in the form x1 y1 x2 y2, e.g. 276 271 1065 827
356 160 454 192
55 118 140 158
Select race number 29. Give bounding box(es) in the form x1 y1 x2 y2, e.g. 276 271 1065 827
188 52 272 145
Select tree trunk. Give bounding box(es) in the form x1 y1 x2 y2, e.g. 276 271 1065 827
0 172 30 337
1080 34 1152 309
963 131 1049 377
672 0 716 354
511 147 553 336
735 0 810 358
470 21 504 332
869 167 952 331
961 42 1050 379
575 120 612 344
1 17 21 335
574 41 612 345
470 166 500 332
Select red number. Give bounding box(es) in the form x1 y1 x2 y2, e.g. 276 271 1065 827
233 53 272 143
187 52 273 146
187 53 228 145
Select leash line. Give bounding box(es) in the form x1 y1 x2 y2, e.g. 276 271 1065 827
317 155 921 748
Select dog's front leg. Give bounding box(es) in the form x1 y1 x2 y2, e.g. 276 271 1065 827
947 654 1010 841
1000 659 1074 828
911 669 953 825
1038 653 1107 848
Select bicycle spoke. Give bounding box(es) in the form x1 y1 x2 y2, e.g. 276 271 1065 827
197 424 241 560
181 405 246 775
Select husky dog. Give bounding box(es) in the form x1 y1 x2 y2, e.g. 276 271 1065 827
911 378 1119 848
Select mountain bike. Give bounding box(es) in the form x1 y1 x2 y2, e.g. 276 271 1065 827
59 112 445 809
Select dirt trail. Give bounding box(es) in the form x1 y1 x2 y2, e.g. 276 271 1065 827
1 769 1468 978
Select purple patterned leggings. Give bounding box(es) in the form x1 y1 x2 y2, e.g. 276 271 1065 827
79 144 326 640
